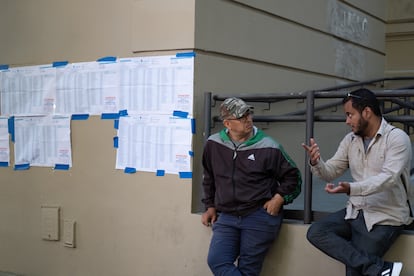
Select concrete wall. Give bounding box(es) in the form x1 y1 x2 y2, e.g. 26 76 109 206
385 0 414 77
1 0 413 275
0 1 208 276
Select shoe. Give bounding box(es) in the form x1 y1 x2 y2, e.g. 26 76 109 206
380 262 403 276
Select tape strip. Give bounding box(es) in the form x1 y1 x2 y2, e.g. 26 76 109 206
179 172 192 178
124 167 136 174
15 163 30 170
54 164 70 170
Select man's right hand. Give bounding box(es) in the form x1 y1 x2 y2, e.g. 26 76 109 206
201 207 217 227
302 138 321 166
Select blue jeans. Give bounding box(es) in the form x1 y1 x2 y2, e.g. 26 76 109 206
207 207 283 276
306 209 404 276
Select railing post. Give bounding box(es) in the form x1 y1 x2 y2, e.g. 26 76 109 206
204 92 212 142
304 91 315 224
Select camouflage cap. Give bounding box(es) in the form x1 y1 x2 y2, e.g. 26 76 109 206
220 97 253 119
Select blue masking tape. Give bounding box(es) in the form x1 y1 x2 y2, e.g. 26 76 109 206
119 110 128 116
124 167 136 174
101 113 120 120
173 110 188 118
71 114 89 120
189 151 194 157
114 119 119 130
54 164 70 170
113 137 118 148
176 52 196 58
0 162 9 167
8 117 14 142
0 64 9 70
97 56 117 62
179 172 192 179
14 163 30 170
52 61 69 67
156 170 165 176
191 118 196 134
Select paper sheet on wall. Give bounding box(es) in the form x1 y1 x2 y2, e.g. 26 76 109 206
1 54 194 117
0 117 10 164
0 53 194 174
55 61 120 115
0 65 56 116
116 115 192 174
118 55 194 116
14 115 72 167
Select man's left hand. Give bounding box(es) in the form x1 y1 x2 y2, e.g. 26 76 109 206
325 182 350 195
264 194 284 216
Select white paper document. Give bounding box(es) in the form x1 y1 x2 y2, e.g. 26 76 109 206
14 115 72 167
55 61 120 115
116 115 192 174
118 55 194 116
0 117 10 164
0 65 56 116
1 53 194 174
1 54 194 118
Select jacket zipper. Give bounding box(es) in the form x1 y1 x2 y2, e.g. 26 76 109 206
232 142 241 216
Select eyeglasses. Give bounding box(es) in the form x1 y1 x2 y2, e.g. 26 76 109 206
346 93 363 99
225 112 253 123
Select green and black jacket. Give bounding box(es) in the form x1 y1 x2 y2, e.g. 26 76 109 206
202 127 302 216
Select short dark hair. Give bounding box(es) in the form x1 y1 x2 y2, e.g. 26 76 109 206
343 88 382 117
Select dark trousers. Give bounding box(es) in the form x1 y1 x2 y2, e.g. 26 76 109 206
207 208 283 276
306 208 404 276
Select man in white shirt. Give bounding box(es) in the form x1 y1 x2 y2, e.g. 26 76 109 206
302 88 412 276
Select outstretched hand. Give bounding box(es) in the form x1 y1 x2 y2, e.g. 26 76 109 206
302 138 321 166
325 182 350 195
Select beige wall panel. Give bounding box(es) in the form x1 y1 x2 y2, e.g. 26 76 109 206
0 117 211 276
0 0 195 66
385 39 414 73
342 0 387 20
193 54 342 95
387 22 414 33
0 2 9 58
388 0 414 21
332 40 385 80
385 1 414 76
195 0 385 80
263 223 345 275
0 0 133 65
0 0 201 275
131 0 195 52
232 0 386 52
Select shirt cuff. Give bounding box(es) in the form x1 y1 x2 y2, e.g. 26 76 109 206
349 182 360 196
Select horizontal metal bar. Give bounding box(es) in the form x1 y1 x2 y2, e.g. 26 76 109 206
213 115 414 123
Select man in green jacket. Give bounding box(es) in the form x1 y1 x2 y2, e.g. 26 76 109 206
201 97 302 276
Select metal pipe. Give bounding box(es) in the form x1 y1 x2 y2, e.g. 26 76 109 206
204 92 212 142
213 115 414 123
212 89 414 102
304 91 315 224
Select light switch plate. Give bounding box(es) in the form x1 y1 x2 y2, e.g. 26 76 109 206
63 219 76 248
41 206 60 241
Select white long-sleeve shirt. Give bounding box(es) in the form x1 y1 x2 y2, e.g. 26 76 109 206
311 119 413 231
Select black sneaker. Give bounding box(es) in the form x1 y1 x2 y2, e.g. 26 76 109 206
380 262 403 276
